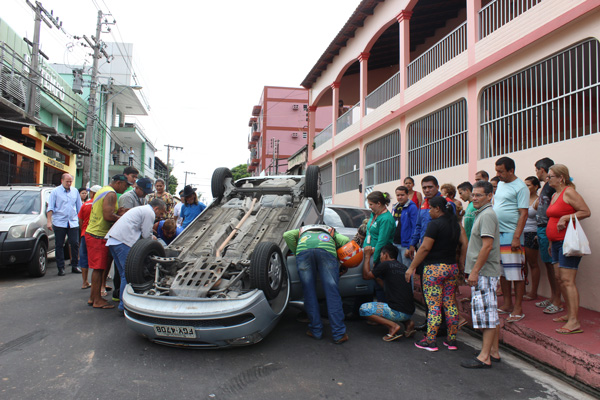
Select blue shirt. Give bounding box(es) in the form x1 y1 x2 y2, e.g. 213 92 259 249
47 185 82 228
157 220 183 245
181 202 206 229
493 178 529 233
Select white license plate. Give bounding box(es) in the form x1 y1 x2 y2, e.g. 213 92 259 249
153 324 196 338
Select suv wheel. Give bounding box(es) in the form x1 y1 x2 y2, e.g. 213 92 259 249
28 241 47 277
250 242 284 300
125 239 166 292
211 167 232 200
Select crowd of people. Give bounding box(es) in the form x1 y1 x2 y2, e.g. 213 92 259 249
284 156 591 370
46 166 207 311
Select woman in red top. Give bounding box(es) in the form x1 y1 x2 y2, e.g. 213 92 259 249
404 177 423 209
546 164 590 334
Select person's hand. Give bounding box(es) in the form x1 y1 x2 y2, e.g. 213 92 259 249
364 246 374 256
117 207 127 216
339 267 348 277
511 237 521 252
47 222 53 231
405 267 414 283
406 246 415 260
557 215 570 231
467 270 479 287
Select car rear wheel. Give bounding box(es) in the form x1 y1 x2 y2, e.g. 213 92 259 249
28 241 47 277
211 167 232 200
250 242 283 300
125 239 165 292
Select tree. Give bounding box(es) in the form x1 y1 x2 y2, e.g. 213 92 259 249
231 164 251 181
168 175 178 195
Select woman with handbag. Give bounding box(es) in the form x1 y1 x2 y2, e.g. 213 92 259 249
546 164 591 334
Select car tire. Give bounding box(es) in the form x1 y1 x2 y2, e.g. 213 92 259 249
125 239 165 292
250 242 284 300
28 241 47 277
211 167 232 200
304 165 321 204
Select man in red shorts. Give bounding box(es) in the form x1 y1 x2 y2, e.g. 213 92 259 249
85 175 128 308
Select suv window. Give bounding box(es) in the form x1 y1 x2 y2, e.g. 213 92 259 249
0 190 42 215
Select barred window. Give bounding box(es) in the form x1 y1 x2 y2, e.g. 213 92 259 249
407 99 468 175
336 150 359 194
320 163 333 200
365 130 400 188
480 39 600 159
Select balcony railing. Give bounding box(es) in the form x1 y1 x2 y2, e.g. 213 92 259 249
365 72 400 114
314 124 333 148
479 0 544 39
336 102 360 134
407 21 467 86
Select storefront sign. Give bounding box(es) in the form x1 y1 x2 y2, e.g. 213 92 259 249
46 157 66 171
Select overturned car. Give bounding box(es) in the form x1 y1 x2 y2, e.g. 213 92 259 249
122 166 371 348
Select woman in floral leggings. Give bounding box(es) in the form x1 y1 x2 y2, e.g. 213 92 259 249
406 196 468 351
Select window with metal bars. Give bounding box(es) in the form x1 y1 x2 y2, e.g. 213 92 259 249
407 99 468 176
335 150 359 194
480 39 600 159
320 163 332 202
364 130 401 188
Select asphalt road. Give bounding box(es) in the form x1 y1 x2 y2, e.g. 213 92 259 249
0 260 594 400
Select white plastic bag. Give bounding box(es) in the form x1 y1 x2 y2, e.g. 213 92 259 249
562 215 591 256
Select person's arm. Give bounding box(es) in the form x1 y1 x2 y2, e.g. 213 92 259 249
283 230 300 254
141 211 154 239
512 208 528 251
362 247 375 280
458 225 468 273
102 192 120 222
333 232 350 248
557 187 592 231
75 192 82 213
406 236 434 282
407 210 423 258
466 237 494 286
46 190 55 230
373 216 395 262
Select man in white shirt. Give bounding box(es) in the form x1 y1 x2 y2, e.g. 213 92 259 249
105 199 166 310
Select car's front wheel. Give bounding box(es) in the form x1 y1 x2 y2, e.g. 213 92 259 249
28 241 47 277
125 239 166 293
250 242 284 300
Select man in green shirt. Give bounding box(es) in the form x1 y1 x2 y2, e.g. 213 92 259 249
461 181 502 369
283 225 350 344
458 181 476 239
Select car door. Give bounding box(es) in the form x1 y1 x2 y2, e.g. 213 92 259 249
43 189 55 251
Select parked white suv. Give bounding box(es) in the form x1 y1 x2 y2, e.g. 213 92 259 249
0 185 55 277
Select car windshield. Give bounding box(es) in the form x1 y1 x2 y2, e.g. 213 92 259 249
324 207 371 229
0 190 41 215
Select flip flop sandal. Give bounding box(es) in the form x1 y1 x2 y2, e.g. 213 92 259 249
543 304 564 314
404 329 416 338
506 314 525 323
101 290 108 297
552 316 569 323
556 327 583 334
81 283 91 289
497 308 510 314
535 299 551 308
458 320 468 330
93 304 115 309
522 295 536 301
383 333 403 342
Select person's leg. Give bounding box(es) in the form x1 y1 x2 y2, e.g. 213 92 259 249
79 236 90 288
422 265 443 343
498 276 512 312
53 226 67 273
317 250 346 341
537 227 561 307
441 264 459 342
511 281 525 317
109 244 130 311
67 227 80 271
359 302 401 337
477 328 495 365
296 250 322 338
524 246 540 299
111 262 120 299
558 267 580 330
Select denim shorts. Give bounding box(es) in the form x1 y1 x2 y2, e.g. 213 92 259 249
551 240 581 270
537 226 552 263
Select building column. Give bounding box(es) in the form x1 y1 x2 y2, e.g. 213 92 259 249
307 105 317 164
397 10 412 92
358 52 370 122
331 82 340 136
467 78 479 180
467 0 482 65
400 115 408 180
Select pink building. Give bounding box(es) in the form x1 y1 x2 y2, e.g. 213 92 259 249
303 0 600 312
247 86 331 176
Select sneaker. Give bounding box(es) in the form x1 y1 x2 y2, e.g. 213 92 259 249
443 340 458 350
414 338 438 352
535 299 551 308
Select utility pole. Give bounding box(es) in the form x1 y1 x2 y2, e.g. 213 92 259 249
25 0 63 116
183 171 195 187
164 144 183 186
81 10 113 187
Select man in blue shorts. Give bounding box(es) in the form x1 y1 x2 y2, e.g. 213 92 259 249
360 244 415 341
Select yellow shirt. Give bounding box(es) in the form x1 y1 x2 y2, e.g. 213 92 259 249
86 186 117 237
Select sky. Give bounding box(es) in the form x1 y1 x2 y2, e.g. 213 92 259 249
4 0 359 200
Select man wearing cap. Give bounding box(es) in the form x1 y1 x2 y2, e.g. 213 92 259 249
85 175 128 309
46 173 82 276
180 185 206 229
78 185 101 289
106 198 167 311
118 178 154 211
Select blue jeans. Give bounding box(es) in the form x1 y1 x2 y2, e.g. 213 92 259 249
79 235 88 269
109 243 131 311
53 225 79 270
297 248 346 340
394 244 414 291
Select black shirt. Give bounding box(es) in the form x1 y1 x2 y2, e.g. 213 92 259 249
423 216 460 265
536 183 556 227
372 260 415 315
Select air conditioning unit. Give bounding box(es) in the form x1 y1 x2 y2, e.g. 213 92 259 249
292 104 298 110
76 160 84 169
76 131 85 140
76 154 84 160
291 132 298 138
